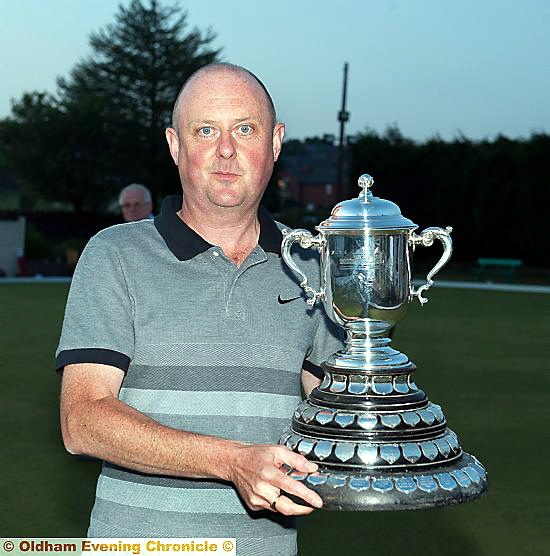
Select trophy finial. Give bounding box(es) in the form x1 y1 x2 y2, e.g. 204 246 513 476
358 174 374 191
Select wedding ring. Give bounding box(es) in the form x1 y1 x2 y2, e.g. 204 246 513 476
269 494 281 511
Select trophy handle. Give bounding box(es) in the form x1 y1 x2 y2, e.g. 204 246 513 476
281 229 326 306
409 226 453 305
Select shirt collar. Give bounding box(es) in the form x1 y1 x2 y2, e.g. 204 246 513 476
154 196 283 261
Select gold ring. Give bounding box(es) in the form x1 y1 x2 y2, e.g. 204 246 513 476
269 494 281 511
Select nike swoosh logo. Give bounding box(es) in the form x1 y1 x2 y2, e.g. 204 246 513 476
278 294 302 305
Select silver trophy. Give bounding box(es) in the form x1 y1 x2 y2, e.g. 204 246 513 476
279 174 487 510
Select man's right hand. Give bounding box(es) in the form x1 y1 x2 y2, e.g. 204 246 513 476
226 443 323 516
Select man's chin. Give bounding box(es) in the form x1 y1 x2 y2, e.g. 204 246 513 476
208 193 247 209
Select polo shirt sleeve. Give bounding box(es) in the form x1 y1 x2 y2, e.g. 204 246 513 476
55 230 134 373
303 312 345 379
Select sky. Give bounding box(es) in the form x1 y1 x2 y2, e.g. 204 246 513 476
1 0 548 142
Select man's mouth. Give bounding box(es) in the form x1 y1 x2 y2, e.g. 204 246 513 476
212 171 241 180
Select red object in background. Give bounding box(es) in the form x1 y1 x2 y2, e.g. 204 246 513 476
16 254 31 276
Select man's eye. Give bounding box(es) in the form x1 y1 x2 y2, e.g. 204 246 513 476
198 126 213 136
238 124 253 135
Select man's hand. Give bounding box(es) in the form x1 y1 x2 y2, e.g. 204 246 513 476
227 444 323 515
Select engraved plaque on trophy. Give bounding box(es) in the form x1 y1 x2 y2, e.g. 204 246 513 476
279 174 488 510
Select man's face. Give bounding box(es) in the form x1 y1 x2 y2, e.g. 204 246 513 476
120 189 152 222
166 70 285 213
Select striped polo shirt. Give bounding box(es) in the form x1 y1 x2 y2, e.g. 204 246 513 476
56 196 343 555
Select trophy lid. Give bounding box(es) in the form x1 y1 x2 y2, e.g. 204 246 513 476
318 174 417 231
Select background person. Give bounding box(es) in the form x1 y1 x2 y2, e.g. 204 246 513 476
118 183 153 221
56 63 343 555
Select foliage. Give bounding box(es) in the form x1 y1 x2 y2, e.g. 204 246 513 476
350 127 550 266
0 0 220 212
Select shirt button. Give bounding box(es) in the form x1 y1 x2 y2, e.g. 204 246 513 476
213 251 219 257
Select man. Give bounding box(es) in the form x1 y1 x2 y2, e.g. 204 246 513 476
56 63 342 555
118 183 153 221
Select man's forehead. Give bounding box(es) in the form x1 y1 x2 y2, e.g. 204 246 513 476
185 68 260 94
179 71 270 114
124 189 145 200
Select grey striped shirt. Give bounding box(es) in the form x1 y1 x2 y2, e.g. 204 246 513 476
56 198 343 555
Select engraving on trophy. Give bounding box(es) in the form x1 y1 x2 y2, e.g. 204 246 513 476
395 477 417 494
451 469 472 487
416 475 438 493
463 466 481 483
327 475 347 488
338 244 385 269
349 477 370 491
434 473 458 491
372 478 394 493
307 473 328 486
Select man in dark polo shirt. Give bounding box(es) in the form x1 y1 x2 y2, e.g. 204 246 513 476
56 63 342 555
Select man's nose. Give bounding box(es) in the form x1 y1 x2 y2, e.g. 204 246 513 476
216 131 237 159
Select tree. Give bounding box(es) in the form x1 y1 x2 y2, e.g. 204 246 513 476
0 0 220 212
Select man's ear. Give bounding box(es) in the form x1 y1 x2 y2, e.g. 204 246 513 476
272 122 285 162
165 127 180 165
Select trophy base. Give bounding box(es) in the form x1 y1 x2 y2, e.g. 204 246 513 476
280 352 488 511
288 453 487 511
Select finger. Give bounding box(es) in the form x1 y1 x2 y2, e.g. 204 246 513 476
267 493 281 513
274 494 316 516
274 446 318 474
276 474 323 509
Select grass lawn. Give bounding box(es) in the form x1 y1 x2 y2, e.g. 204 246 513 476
1 283 549 555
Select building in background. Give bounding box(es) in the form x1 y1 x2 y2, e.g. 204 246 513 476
0 216 25 276
274 135 353 212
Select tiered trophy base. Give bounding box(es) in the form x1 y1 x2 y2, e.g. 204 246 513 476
284 453 486 511
280 350 488 511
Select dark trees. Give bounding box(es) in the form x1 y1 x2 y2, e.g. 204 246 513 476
350 128 550 266
0 0 220 212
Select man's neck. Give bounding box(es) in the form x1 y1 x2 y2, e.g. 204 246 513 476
178 202 261 267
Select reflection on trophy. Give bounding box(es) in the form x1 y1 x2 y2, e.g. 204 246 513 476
279 174 488 510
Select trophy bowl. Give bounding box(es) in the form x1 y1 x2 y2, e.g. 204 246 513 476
279 174 488 511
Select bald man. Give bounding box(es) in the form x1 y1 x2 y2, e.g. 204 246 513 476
56 63 342 555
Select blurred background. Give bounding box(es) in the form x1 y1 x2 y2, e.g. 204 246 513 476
1 0 548 278
1 1 549 554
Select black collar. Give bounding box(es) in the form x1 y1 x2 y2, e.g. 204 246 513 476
154 196 283 261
